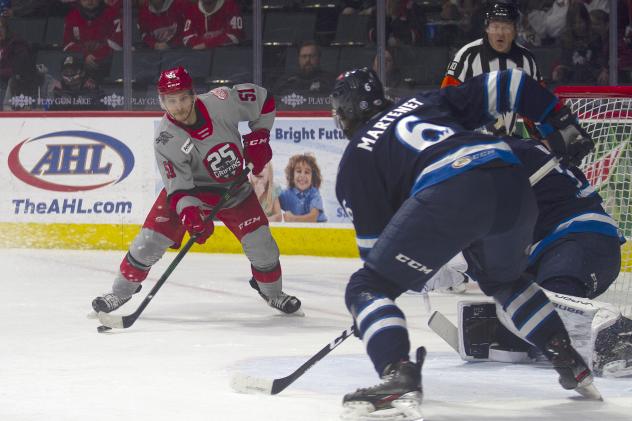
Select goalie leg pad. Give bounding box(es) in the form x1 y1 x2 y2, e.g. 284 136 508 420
457 300 531 362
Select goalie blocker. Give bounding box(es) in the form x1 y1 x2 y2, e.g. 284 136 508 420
456 292 632 377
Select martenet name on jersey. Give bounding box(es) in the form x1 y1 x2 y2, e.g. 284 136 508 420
357 98 424 152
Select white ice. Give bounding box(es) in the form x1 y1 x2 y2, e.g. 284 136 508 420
1 249 631 421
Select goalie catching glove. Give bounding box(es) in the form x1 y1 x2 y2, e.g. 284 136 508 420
242 128 272 175
179 206 214 244
543 105 594 167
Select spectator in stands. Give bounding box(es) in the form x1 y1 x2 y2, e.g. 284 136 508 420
0 1 10 16
372 48 403 90
0 0 71 17
552 1 608 85
368 0 425 46
182 0 243 49
580 0 609 14
524 0 568 46
280 153 327 223
63 0 122 81
138 0 188 50
341 0 375 16
0 16 29 92
3 52 59 110
273 41 335 95
441 0 542 136
49 55 106 110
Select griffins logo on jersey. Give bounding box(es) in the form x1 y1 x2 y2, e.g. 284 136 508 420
204 143 243 182
8 130 134 192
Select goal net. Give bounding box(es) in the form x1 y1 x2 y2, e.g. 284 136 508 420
556 86 632 317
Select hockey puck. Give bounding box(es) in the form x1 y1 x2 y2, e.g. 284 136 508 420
97 325 112 333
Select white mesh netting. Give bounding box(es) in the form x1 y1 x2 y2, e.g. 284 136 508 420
557 86 632 317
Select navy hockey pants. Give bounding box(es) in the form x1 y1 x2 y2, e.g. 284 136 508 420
346 165 542 374
350 165 537 299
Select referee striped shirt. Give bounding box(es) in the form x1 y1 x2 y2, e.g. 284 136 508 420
441 37 542 135
441 38 541 87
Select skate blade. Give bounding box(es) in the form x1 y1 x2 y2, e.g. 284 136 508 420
273 307 305 317
575 382 603 401
341 393 423 421
86 311 97 319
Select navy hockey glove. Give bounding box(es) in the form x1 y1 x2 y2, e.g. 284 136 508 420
242 129 272 175
544 106 594 167
180 206 214 244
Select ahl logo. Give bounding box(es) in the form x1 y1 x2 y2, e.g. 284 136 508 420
8 130 134 192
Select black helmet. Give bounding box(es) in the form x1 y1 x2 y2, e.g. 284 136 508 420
331 67 387 139
485 0 519 26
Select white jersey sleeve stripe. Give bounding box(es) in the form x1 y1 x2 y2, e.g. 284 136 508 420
508 69 523 111
486 71 499 116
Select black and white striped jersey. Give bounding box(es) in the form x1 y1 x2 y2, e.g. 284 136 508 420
441 38 542 136
442 38 542 86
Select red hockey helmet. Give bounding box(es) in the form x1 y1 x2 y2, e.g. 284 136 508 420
157 66 193 95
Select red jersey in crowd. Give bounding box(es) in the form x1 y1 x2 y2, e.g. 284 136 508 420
182 0 243 49
139 0 189 49
63 3 122 62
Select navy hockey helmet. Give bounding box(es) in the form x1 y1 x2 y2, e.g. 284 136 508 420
485 0 519 26
331 67 387 139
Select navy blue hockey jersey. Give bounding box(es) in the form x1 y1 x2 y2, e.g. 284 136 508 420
505 138 624 262
336 69 561 258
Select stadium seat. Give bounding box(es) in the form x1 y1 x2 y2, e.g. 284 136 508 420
44 16 65 49
160 50 212 82
106 51 162 84
208 46 253 85
263 12 317 46
262 0 293 10
8 17 46 48
397 46 449 87
331 14 370 46
36 50 82 80
338 46 376 74
532 47 562 83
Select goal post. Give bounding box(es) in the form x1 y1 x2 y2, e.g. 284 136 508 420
555 86 632 317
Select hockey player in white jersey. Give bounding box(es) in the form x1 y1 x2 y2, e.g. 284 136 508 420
92 66 301 316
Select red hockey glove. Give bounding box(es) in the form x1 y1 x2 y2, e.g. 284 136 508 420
179 206 214 244
242 128 272 175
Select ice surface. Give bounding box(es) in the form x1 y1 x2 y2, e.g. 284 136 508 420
1 249 630 421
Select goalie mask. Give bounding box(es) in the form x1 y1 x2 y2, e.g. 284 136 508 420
331 67 388 139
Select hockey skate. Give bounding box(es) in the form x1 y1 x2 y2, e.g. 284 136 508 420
91 285 142 314
341 347 426 421
544 333 603 400
249 278 303 315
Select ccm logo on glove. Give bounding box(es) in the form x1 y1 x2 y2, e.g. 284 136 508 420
242 129 272 175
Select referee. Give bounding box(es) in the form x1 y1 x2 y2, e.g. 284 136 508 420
441 0 542 136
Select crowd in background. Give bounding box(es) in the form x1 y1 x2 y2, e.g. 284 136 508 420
0 0 630 111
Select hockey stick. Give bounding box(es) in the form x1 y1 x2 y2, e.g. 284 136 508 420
97 164 254 330
231 325 356 395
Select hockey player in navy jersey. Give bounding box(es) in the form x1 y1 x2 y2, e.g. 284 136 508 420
331 67 598 420
427 137 629 377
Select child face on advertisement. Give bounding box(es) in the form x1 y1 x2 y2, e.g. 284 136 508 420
293 161 313 192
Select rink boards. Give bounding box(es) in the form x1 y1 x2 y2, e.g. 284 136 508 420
1 111 631 264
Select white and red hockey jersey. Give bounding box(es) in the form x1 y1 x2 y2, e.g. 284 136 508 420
138 0 189 49
181 0 244 49
63 4 122 61
155 83 275 213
